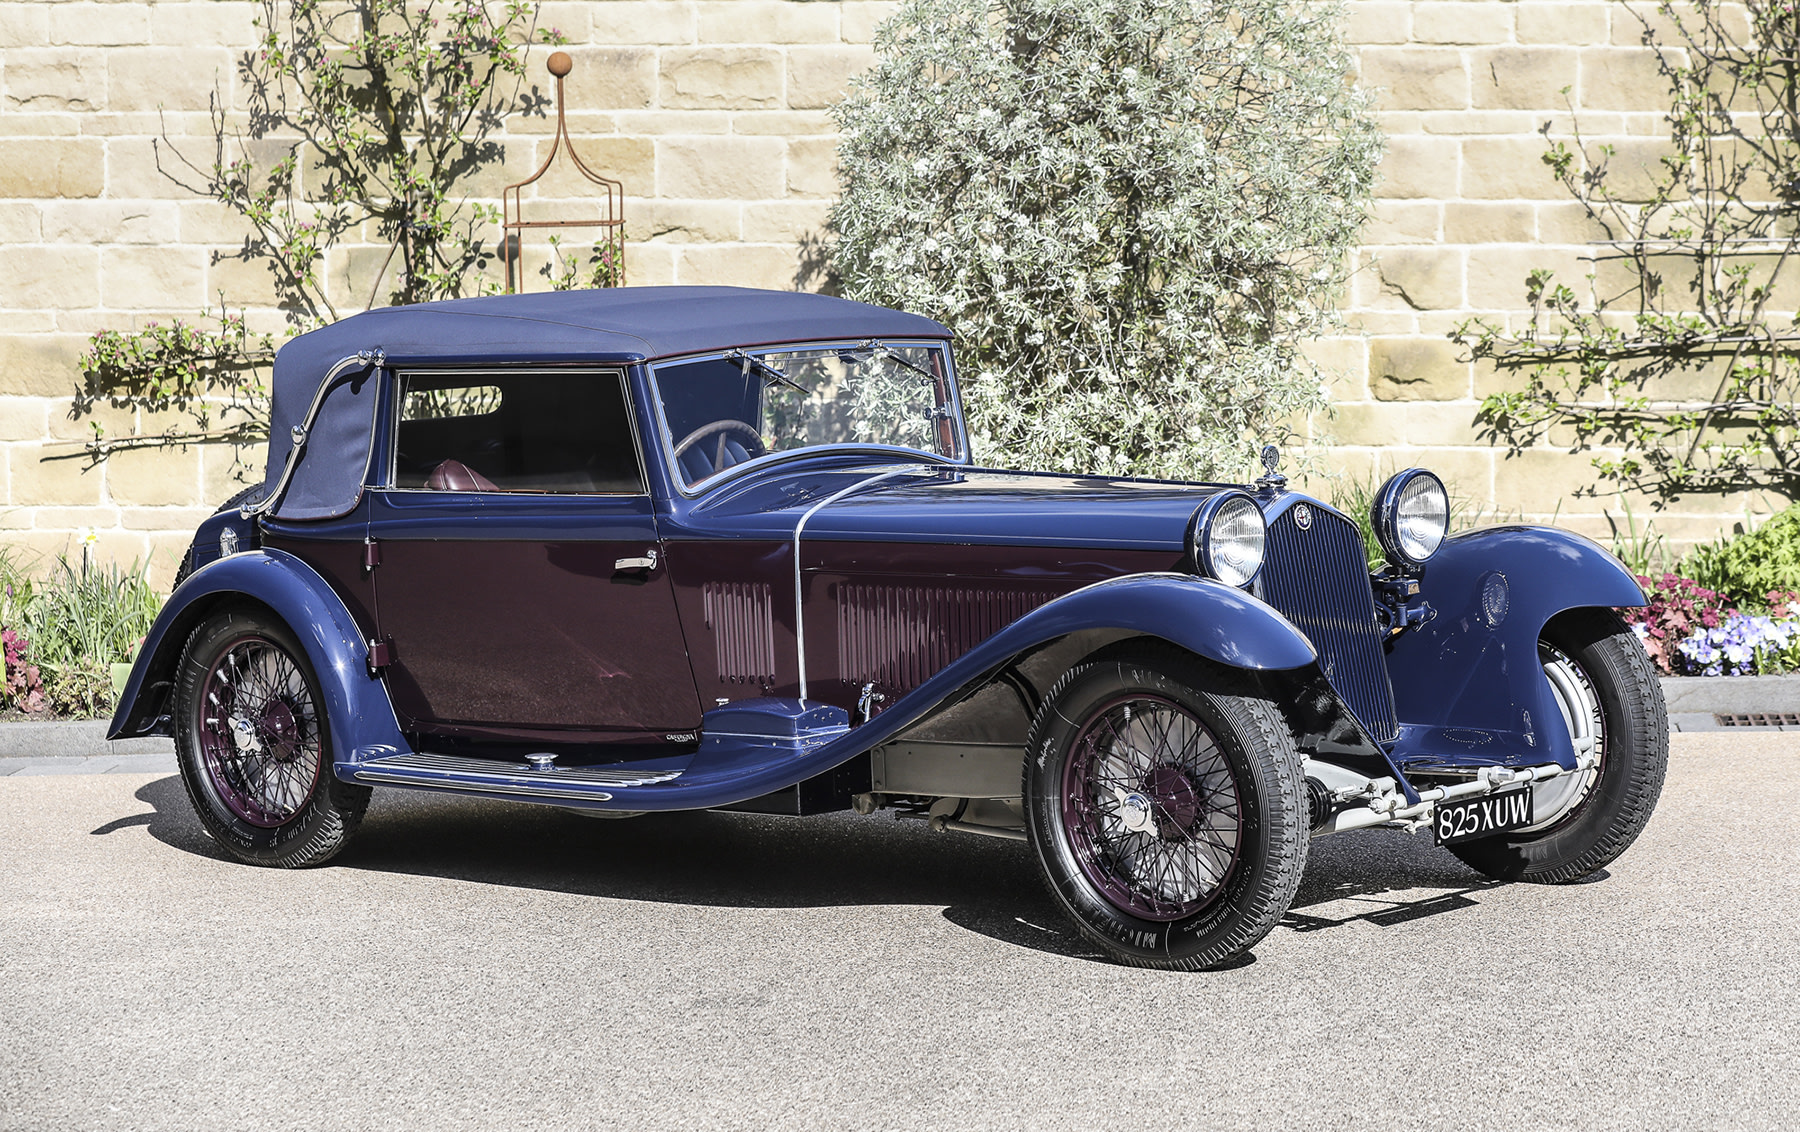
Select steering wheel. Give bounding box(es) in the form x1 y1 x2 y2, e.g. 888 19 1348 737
673 419 766 476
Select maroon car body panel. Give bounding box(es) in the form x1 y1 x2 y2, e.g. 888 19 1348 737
366 490 704 738
665 535 1185 717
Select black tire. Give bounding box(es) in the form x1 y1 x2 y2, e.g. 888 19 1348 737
1449 608 1668 883
172 484 267 590
1023 645 1309 971
173 606 370 867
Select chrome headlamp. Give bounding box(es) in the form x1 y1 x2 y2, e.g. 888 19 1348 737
1372 468 1449 567
1189 491 1266 588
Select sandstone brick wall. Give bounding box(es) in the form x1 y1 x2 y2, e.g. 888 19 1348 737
0 0 1772 587
1303 0 1782 555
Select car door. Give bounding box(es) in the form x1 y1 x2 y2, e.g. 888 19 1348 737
367 367 702 740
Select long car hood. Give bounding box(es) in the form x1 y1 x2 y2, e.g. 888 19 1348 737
682 464 1232 551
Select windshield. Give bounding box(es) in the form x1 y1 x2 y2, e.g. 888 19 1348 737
650 340 963 488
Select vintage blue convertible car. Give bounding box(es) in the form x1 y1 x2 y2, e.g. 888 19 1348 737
111 286 1668 970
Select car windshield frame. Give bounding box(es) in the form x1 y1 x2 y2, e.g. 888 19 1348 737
646 338 969 496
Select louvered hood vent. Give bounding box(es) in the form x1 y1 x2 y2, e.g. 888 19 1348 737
838 585 1059 694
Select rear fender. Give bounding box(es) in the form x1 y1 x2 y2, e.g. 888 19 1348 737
107 549 408 765
1386 526 1644 773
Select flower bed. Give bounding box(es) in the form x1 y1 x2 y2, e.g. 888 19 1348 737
1624 574 1800 677
1 549 160 720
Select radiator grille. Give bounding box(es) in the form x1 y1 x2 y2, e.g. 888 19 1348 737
838 585 1058 693
703 582 777 684
1259 506 1398 742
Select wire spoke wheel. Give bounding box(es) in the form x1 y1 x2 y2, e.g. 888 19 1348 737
198 635 324 828
1527 641 1606 832
174 608 370 867
1025 646 1308 971
1062 695 1242 921
1448 609 1668 884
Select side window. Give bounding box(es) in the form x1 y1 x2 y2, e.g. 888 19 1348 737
392 371 644 494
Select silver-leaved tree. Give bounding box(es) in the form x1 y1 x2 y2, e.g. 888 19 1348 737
828 0 1380 480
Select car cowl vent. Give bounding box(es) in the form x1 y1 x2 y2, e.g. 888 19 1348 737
837 584 1059 694
1258 505 1399 743
704 582 777 684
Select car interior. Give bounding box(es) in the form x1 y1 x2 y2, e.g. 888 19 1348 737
392 370 645 494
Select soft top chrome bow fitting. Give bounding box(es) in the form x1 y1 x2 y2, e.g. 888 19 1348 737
241 350 386 520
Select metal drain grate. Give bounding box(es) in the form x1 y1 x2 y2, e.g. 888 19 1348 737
1714 712 1800 728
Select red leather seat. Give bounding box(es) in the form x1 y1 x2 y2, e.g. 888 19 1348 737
424 459 499 492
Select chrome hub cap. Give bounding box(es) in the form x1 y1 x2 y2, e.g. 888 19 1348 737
1113 789 1157 836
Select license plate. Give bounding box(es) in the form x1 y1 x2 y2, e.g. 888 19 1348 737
1434 788 1534 845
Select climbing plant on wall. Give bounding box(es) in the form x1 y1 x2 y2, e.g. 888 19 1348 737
75 0 556 469
1456 0 1800 502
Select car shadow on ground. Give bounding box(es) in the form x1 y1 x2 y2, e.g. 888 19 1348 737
116 775 1525 967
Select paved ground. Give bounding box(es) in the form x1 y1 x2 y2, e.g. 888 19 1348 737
1 733 1796 1131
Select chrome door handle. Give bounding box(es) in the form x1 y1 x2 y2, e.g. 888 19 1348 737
614 549 659 572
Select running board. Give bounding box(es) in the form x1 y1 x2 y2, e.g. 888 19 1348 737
349 751 685 802
340 698 854 812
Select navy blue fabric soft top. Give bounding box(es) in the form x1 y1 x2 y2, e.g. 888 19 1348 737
262 287 951 520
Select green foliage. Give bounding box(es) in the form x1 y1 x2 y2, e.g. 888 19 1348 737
77 309 278 461
544 233 626 291
1329 476 1385 568
829 0 1380 481
0 548 32 633
1605 496 1672 577
222 0 548 316
1677 507 1800 609
2 551 163 718
75 0 554 469
1454 0 1800 502
0 550 45 714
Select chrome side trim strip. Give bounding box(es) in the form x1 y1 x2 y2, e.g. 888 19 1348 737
354 751 684 789
350 770 615 802
791 465 921 701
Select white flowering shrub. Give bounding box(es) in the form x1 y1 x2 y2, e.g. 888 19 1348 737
829 0 1379 480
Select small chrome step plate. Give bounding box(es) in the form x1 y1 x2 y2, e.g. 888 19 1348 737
352 751 683 801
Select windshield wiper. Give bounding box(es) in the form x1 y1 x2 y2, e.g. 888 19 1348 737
726 349 808 395
857 339 938 383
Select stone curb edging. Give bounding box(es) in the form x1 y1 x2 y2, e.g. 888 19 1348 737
1659 675 1800 714
0 720 175 776
0 719 173 760
0 752 177 776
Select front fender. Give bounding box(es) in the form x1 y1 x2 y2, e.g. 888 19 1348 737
1018 571 1319 672
107 549 408 765
823 572 1317 757
1386 525 1644 772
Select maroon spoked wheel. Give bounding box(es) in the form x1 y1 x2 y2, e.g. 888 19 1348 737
1060 694 1243 921
1025 646 1309 971
196 634 324 828
173 608 369 867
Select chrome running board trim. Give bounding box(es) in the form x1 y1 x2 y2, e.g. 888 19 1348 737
350 750 684 802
